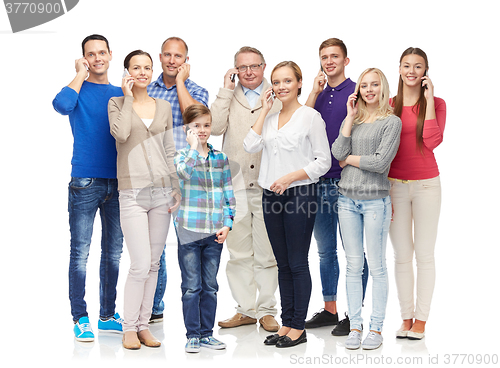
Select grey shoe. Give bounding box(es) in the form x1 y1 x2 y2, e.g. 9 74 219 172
345 330 362 350
362 331 383 350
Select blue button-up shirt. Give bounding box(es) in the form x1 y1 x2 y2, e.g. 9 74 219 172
148 74 209 151
314 78 356 179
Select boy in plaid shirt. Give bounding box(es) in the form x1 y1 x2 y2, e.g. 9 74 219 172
174 104 236 353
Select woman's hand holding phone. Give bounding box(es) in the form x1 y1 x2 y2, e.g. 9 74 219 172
122 69 134 96
346 91 359 117
421 72 434 100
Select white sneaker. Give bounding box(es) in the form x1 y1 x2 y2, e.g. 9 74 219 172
362 331 383 350
345 330 362 350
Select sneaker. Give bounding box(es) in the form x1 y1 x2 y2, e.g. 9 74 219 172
98 313 123 333
74 316 94 342
305 309 339 329
345 330 362 350
362 331 383 350
149 313 163 324
332 313 363 336
185 337 200 353
200 336 226 350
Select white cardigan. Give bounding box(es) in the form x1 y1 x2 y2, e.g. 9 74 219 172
243 105 331 191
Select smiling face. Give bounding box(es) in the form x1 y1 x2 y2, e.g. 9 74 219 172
185 114 212 145
83 40 112 78
320 45 349 80
399 54 427 88
235 52 265 90
359 72 381 106
127 55 153 89
160 39 188 80
271 66 302 102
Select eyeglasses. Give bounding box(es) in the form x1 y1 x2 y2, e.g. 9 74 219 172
236 63 263 73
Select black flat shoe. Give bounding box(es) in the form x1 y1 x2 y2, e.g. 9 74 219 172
264 333 284 345
276 330 307 348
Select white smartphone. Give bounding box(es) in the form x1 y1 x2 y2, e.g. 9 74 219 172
122 69 134 89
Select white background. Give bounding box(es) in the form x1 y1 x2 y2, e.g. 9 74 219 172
0 0 498 367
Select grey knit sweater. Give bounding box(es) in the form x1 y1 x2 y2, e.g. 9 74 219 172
331 115 402 200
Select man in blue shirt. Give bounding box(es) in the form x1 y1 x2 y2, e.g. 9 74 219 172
52 34 124 342
147 36 209 322
304 38 369 335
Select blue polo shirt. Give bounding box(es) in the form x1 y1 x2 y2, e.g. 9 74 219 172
314 78 356 179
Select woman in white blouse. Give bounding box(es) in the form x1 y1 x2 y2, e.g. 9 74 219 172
244 61 331 348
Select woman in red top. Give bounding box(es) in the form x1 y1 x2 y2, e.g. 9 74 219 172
389 47 446 340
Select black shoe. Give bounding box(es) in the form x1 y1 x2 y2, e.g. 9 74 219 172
305 309 339 329
276 330 307 348
264 333 284 345
149 313 163 324
332 313 363 336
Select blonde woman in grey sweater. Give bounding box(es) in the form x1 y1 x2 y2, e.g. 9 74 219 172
108 50 180 350
331 68 401 351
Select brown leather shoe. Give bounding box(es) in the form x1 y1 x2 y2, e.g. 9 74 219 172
218 313 257 328
259 315 280 332
138 329 161 348
122 331 141 350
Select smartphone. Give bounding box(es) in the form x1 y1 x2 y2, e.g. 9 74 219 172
353 89 360 109
122 69 134 89
267 90 276 102
230 73 236 83
423 70 428 89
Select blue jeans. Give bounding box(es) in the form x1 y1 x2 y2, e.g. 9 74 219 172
338 195 391 333
68 177 123 322
177 228 222 339
313 178 369 302
262 184 316 330
152 246 166 315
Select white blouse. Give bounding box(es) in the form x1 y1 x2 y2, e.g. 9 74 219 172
243 105 331 190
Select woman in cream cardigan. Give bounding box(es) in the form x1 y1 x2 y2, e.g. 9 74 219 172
108 50 180 350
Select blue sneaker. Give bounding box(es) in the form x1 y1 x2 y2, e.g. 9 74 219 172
74 317 94 342
98 313 123 333
185 337 200 353
200 336 226 350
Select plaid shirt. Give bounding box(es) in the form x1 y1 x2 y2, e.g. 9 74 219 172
174 143 236 234
147 74 209 150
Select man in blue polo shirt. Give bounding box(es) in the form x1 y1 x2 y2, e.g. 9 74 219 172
147 36 209 322
304 38 369 336
52 34 124 342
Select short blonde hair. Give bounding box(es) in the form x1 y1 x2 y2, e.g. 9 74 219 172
354 68 393 124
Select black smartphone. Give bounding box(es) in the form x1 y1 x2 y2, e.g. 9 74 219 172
423 70 428 89
230 73 236 83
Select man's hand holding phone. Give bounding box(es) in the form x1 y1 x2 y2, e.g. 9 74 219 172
224 68 238 90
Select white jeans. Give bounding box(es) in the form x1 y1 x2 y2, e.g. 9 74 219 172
389 176 441 322
225 188 278 319
119 187 172 332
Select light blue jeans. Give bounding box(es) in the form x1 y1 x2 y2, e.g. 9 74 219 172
338 195 391 333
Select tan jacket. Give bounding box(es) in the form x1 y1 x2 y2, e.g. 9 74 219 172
108 96 180 193
210 79 282 191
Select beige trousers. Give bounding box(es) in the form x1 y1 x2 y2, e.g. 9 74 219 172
225 188 278 319
119 187 172 332
389 176 441 321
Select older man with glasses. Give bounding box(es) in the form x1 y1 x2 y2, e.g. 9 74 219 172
211 47 281 332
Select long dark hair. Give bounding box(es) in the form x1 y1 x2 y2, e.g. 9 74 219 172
393 47 429 153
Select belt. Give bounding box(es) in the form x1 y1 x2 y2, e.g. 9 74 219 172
388 177 417 184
